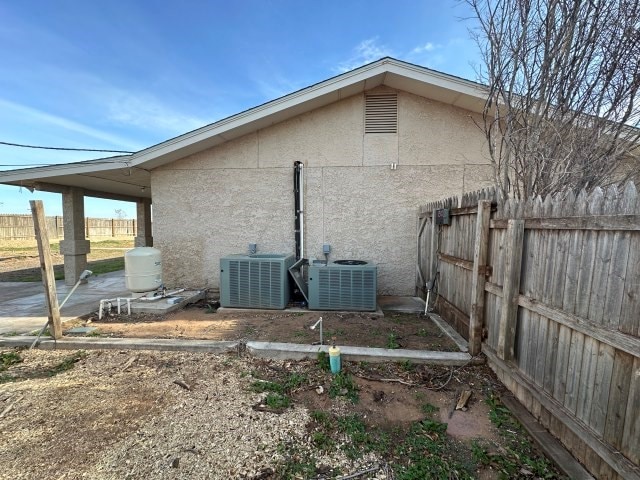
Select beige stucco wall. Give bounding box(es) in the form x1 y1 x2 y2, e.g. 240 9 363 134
152 88 494 294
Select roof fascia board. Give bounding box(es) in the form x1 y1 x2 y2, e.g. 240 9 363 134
384 61 487 100
0 156 134 183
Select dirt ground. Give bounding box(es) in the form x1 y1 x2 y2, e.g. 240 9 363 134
0 348 563 479
79 305 457 351
0 238 132 281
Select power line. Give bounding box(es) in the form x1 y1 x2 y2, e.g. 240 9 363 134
0 141 135 154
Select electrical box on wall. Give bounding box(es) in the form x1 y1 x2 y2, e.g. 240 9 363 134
435 208 451 225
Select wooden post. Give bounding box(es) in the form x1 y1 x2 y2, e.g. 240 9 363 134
429 209 438 281
111 218 115 238
416 215 428 295
497 219 525 361
469 200 492 356
30 200 62 339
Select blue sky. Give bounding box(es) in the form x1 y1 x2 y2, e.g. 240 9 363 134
0 0 481 217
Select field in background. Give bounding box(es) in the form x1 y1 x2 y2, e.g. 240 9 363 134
0 237 133 281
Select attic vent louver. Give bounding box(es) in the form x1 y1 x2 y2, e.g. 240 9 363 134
365 93 398 133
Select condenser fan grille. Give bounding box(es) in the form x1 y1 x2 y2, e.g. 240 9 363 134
308 260 377 311
220 254 295 309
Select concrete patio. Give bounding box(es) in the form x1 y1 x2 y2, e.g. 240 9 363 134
0 270 129 335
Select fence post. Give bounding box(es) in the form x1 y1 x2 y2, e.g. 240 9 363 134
469 200 491 356
497 219 525 361
429 209 438 281
111 218 115 238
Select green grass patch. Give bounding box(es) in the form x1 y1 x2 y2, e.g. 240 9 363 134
421 402 439 415
87 258 125 276
0 350 87 384
476 395 560 479
0 351 22 370
49 351 87 375
265 392 291 409
328 371 359 403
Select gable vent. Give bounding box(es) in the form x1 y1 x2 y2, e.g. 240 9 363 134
365 93 398 133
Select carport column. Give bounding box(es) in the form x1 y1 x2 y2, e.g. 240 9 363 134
59 188 91 286
134 198 153 247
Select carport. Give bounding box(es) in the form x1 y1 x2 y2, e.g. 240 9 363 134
0 156 152 285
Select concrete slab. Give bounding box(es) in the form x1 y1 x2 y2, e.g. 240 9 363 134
377 296 425 313
129 290 205 314
217 305 384 317
0 270 130 335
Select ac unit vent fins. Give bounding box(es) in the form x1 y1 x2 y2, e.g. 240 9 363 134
220 254 294 310
365 93 398 134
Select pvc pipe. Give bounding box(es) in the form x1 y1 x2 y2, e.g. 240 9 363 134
299 162 304 259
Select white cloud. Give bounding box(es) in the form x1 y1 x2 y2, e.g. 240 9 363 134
411 42 438 54
0 98 143 150
335 38 394 73
104 91 208 134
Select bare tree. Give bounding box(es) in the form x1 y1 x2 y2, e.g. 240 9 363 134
466 0 640 199
114 208 127 219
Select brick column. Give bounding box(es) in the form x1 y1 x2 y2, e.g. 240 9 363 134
134 198 153 247
59 188 91 285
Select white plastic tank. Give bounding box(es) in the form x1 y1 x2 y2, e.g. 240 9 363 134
125 247 163 292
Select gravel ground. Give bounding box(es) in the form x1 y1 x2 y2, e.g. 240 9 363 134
0 349 383 480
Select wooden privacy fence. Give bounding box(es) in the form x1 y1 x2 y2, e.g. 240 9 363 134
417 183 640 479
0 215 137 240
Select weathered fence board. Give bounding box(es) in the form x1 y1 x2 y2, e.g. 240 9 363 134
417 181 640 479
0 214 136 239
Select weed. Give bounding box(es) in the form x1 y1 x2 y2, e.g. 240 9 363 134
386 333 400 349
310 410 332 428
329 372 359 403
251 380 284 394
316 351 330 372
394 419 474 480
283 372 307 391
484 395 560 479
276 443 318 478
421 403 439 416
265 392 291 409
86 330 102 337
417 328 428 337
0 351 22 370
49 351 87 375
399 359 415 372
312 431 335 450
2 331 20 337
337 414 390 459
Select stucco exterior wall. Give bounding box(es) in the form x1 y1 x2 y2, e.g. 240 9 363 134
152 88 494 294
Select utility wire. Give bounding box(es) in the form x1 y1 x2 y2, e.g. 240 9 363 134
0 141 135 154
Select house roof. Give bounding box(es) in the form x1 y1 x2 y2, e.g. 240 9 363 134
0 57 488 201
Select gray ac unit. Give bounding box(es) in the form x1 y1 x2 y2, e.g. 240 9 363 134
307 260 377 311
220 253 295 309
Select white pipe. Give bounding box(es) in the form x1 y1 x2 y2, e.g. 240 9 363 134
299 162 304 259
59 270 93 309
310 316 323 345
